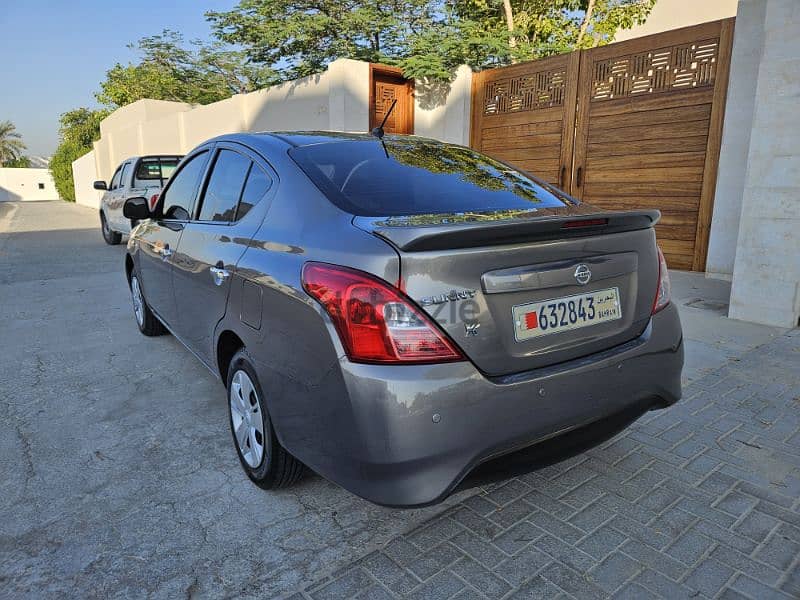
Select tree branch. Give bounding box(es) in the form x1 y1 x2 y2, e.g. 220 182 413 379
502 0 518 63
576 0 596 47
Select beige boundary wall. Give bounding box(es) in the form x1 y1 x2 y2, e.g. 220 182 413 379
72 58 474 208
72 151 104 209
0 168 59 202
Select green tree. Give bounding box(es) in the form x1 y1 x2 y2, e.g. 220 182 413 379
477 0 658 62
208 0 448 81
96 30 273 108
49 108 109 202
207 0 657 82
0 120 27 166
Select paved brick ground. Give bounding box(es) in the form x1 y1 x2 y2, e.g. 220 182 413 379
294 330 800 600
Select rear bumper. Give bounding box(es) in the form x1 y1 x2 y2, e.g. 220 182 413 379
299 303 682 507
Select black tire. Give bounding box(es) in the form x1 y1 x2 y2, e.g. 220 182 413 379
227 349 304 489
129 271 166 336
101 212 122 245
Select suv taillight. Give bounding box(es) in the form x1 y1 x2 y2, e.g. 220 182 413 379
652 246 671 314
302 262 464 364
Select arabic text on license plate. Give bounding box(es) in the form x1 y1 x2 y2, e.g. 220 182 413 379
512 287 622 341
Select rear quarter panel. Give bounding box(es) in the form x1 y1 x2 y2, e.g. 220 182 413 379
216 156 401 474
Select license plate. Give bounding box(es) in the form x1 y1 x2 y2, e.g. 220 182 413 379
513 287 622 341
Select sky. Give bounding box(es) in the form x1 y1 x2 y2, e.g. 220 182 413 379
0 0 238 157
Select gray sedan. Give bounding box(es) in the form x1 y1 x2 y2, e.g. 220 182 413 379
122 132 683 507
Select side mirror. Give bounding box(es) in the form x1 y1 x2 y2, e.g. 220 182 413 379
123 197 150 220
93 180 107 191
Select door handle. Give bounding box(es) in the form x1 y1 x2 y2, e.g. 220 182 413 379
210 265 230 286
576 166 583 188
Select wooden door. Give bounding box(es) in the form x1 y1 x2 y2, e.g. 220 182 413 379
470 53 580 189
370 66 414 134
571 19 735 270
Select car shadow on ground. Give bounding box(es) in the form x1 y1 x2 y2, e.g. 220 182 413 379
456 399 655 493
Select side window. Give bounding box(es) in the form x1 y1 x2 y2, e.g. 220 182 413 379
198 149 251 222
160 151 209 221
109 167 122 190
119 163 130 189
237 164 272 221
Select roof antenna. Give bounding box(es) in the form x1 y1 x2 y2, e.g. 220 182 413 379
371 99 397 139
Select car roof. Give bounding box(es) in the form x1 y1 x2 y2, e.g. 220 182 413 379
211 131 444 151
265 131 387 147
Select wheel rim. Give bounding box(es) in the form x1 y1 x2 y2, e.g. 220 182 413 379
131 276 145 326
230 370 266 468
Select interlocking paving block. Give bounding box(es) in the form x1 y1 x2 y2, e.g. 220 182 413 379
588 552 642 593
576 526 629 561
295 332 800 599
683 558 736 598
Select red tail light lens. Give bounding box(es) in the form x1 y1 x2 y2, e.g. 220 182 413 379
652 246 671 314
302 262 464 364
149 193 160 211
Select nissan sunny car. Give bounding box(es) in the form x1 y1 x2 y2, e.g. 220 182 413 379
122 132 683 507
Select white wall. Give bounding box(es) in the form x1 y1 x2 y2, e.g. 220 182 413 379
72 150 103 209
414 65 472 146
707 0 767 280
246 70 331 133
728 0 800 327
0 168 59 201
614 0 738 41
81 59 372 189
326 59 370 132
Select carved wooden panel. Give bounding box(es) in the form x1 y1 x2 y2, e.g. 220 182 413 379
374 82 398 129
370 68 413 134
591 38 720 101
483 70 566 115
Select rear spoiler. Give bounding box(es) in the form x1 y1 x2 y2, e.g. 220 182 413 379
354 209 660 252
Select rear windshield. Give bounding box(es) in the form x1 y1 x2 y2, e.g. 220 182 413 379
289 139 570 216
136 157 181 182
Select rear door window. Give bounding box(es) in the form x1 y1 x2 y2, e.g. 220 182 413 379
109 166 122 190
160 151 210 221
118 163 130 189
289 139 570 216
198 149 252 222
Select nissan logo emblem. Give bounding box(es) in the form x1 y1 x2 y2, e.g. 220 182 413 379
574 264 592 285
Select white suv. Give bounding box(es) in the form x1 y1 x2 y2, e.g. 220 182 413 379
94 155 182 244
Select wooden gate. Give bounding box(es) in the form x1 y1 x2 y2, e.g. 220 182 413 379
370 65 414 134
470 19 735 271
470 53 580 189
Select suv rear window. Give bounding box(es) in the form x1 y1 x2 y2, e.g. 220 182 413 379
289 139 570 216
136 157 181 183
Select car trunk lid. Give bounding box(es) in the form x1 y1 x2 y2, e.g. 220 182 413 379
355 207 661 376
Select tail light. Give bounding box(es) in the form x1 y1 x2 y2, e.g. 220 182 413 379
302 262 464 364
652 246 671 314
149 193 160 211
